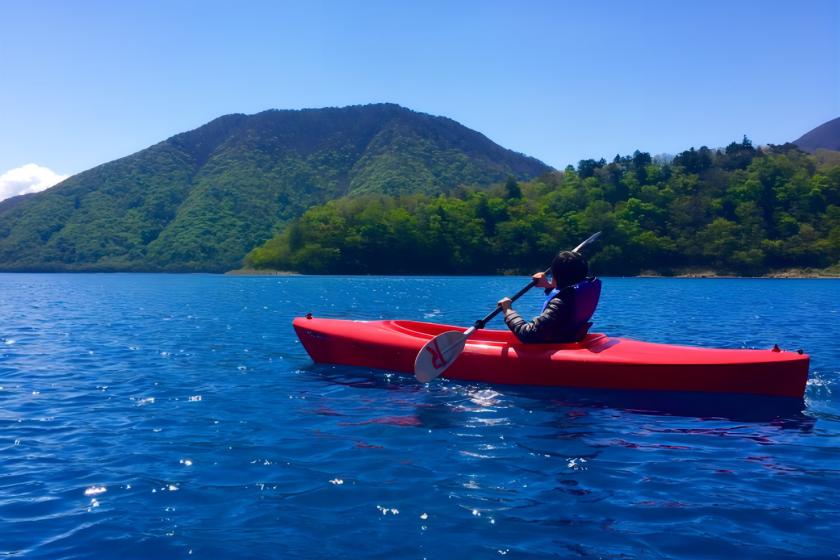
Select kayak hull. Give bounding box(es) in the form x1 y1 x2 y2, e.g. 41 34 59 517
292 317 809 398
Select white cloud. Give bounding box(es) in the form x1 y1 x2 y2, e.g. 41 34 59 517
0 164 69 203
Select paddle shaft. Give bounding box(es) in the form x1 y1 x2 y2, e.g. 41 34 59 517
470 266 552 332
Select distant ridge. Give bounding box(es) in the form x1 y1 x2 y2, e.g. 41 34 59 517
0 104 551 272
793 116 840 153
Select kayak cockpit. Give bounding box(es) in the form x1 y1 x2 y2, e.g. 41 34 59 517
386 320 605 349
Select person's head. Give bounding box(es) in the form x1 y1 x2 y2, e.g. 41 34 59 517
551 251 588 288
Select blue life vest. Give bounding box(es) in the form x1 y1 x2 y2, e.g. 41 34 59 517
542 277 602 328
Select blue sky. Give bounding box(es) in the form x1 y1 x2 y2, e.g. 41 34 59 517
0 0 837 195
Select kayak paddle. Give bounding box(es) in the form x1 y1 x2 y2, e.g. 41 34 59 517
414 231 602 383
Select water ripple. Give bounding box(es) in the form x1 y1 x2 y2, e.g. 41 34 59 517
0 274 838 558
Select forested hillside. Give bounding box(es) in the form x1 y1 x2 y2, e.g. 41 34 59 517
247 139 840 275
0 104 549 271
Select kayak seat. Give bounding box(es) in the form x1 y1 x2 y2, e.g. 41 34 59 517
573 321 593 341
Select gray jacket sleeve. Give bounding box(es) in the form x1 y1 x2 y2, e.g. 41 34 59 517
503 297 571 344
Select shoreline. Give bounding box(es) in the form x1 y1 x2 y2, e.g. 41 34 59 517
224 267 840 279
224 268 300 276
637 267 840 279
0 267 836 279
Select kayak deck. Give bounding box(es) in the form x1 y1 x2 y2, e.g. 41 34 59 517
292 317 809 398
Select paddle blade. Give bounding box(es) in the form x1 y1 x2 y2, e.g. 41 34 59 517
414 331 467 383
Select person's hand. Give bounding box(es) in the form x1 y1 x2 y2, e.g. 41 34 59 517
497 297 513 312
532 272 554 289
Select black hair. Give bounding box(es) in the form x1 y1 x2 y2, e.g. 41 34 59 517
551 251 588 288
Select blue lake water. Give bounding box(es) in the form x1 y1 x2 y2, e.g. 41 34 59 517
0 274 838 559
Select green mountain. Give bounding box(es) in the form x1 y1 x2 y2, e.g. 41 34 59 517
0 104 551 272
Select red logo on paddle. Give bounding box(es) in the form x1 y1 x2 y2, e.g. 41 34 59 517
426 339 448 370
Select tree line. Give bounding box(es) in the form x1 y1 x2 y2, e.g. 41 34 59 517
245 139 840 275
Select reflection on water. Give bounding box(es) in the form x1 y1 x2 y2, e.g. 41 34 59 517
304 363 811 427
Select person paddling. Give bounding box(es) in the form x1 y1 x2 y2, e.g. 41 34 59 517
498 251 601 343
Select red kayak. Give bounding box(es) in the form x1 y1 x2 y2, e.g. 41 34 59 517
292 317 809 398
